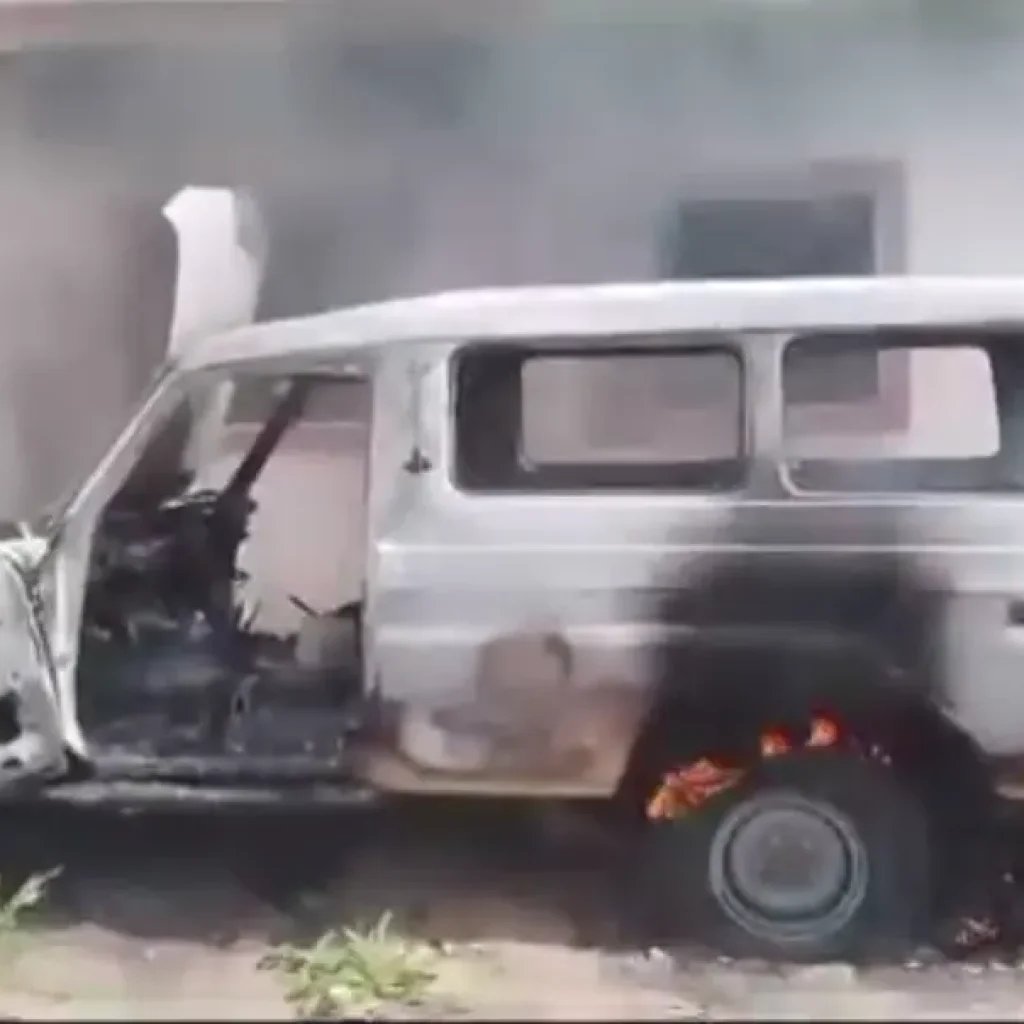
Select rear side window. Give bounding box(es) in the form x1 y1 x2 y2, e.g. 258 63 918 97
782 331 1010 493
453 341 744 492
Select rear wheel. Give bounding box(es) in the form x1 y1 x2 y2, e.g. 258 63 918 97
635 750 931 962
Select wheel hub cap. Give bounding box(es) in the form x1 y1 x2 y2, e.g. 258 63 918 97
708 792 869 944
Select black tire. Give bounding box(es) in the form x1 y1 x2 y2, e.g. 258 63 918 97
633 749 931 962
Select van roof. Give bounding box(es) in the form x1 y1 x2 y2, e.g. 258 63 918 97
177 275 1024 373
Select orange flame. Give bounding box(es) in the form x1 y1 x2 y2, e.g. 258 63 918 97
760 729 792 758
808 715 841 748
645 758 744 821
646 713 845 822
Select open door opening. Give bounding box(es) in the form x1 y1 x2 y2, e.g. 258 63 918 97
74 371 372 779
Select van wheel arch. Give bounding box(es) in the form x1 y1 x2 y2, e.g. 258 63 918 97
616 671 992 824
632 749 933 961
614 667 997 953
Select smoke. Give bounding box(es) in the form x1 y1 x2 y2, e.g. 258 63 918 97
12 0 1024 314
3 0 1024 513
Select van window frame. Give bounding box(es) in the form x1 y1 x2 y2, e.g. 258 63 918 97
449 337 748 494
781 328 1019 495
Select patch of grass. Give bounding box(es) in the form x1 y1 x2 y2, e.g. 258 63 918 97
260 911 439 1020
0 868 61 960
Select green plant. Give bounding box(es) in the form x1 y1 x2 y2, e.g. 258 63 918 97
0 867 60 959
261 911 438 1020
0 868 60 934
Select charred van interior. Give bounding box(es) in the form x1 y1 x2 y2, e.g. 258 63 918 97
75 373 370 775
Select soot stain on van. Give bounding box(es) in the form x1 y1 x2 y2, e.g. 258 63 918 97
618 507 994 856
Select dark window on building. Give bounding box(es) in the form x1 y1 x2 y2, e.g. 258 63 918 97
453 342 744 492
781 331 1024 494
665 194 876 281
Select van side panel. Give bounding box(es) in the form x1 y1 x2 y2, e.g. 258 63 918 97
360 335 1024 797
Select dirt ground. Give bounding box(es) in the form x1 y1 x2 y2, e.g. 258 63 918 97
0 799 1022 1020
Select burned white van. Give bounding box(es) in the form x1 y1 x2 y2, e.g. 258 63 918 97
3 277 1024 960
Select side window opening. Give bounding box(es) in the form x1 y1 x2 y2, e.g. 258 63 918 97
782 331 1018 493
225 376 372 425
196 374 373 633
111 396 196 506
454 340 745 492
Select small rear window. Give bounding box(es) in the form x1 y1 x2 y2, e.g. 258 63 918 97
783 332 1003 492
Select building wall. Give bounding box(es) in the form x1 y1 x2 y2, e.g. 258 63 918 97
0 177 176 519
248 10 1024 300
